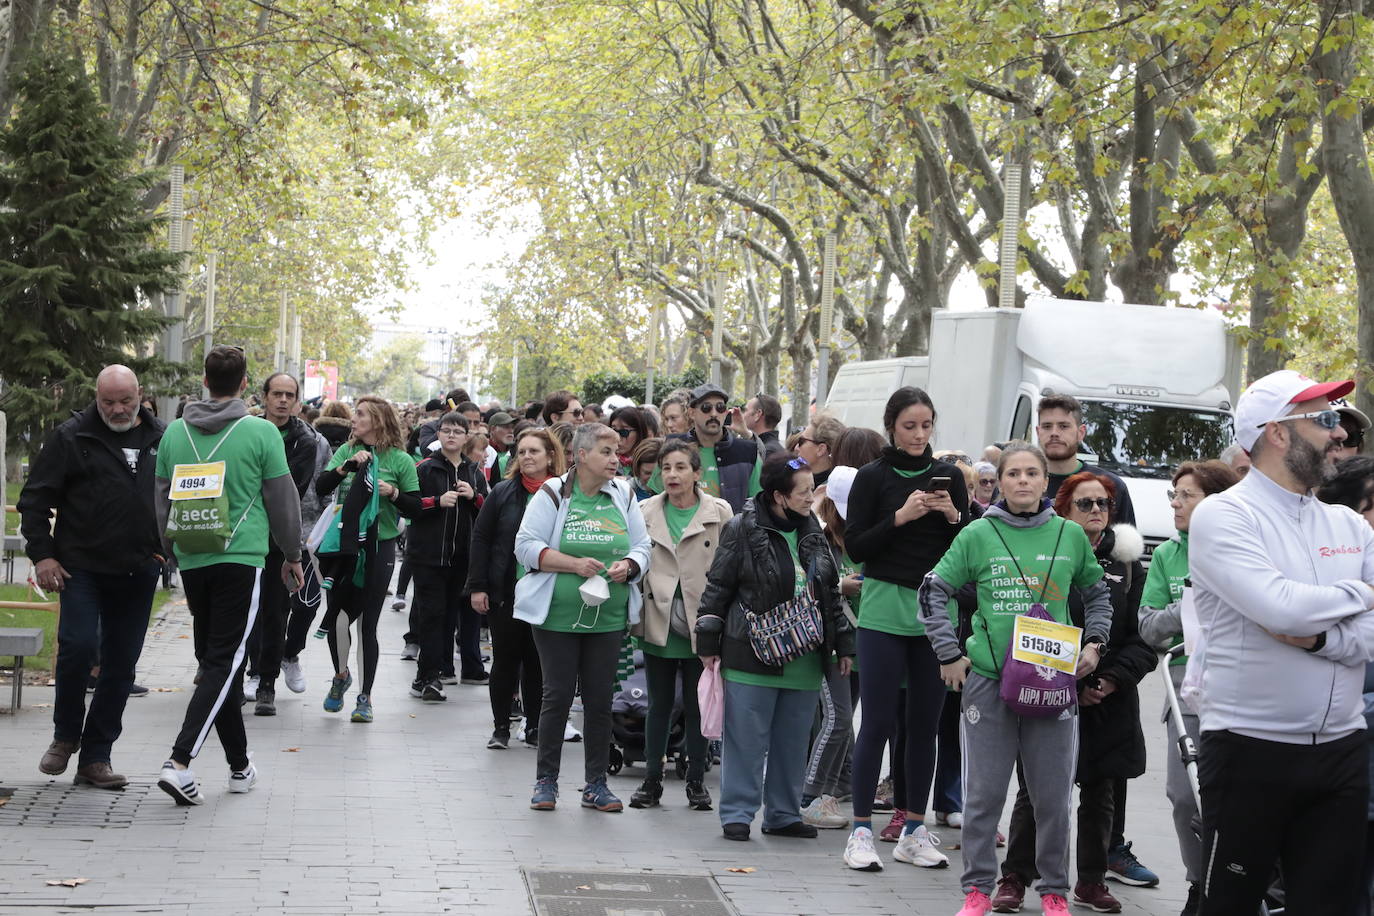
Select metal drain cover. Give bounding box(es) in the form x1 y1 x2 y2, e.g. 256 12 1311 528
0 780 190 828
524 870 736 916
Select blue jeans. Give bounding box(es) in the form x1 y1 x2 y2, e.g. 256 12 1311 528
54 561 160 764
720 679 818 829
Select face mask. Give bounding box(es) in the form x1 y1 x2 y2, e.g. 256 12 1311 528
579 574 610 607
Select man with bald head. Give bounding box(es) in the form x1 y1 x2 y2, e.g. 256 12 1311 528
18 365 167 789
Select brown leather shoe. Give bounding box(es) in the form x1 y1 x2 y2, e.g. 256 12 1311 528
74 761 129 789
39 739 80 775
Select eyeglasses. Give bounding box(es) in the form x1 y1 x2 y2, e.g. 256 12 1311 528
697 402 729 414
612 427 634 438
1072 497 1113 513
1167 489 1201 502
787 456 810 470
439 427 468 436
1257 409 1341 431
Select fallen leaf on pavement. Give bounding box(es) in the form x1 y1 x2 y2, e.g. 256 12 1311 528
45 878 88 887
176 634 189 639
726 867 756 873
575 885 591 890
282 747 300 753
409 714 416 718
0 798 9 806
154 687 181 692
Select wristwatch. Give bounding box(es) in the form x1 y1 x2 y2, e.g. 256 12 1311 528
1304 632 1327 654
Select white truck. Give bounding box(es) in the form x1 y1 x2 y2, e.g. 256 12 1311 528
825 297 1243 553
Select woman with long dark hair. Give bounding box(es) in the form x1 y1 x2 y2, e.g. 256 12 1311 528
840 386 968 871
468 428 567 749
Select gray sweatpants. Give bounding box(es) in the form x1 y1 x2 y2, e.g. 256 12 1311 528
1164 700 1203 883
959 673 1078 898
803 664 853 800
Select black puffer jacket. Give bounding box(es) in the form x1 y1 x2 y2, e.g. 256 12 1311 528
695 496 856 677
465 477 530 608
1071 524 1157 783
407 453 487 567
19 404 166 575
314 415 351 452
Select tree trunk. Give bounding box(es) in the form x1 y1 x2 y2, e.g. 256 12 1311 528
1313 0 1374 415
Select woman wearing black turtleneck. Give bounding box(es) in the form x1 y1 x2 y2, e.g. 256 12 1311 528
839 387 969 872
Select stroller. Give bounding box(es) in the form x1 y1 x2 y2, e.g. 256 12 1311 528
608 653 691 777
1161 644 1285 914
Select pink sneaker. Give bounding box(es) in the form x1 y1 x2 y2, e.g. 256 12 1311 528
879 809 907 842
957 889 992 916
1040 894 1070 916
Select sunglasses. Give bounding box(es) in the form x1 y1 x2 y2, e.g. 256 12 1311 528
1258 409 1341 430
796 435 818 446
570 408 584 418
1073 497 1113 513
613 427 634 438
787 456 810 470
697 402 729 414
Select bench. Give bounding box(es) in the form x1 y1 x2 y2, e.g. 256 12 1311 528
0 627 45 712
2 531 23 584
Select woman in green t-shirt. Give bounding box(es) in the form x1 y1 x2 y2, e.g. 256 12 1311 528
630 440 734 812
514 423 652 814
314 396 421 724
694 453 856 842
917 443 1113 916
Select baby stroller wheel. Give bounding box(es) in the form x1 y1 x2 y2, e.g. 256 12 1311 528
608 745 624 776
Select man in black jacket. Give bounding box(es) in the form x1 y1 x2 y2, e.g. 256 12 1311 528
407 412 488 700
19 365 166 789
652 384 763 513
247 372 331 715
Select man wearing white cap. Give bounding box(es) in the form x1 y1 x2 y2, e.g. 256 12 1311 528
1189 369 1374 915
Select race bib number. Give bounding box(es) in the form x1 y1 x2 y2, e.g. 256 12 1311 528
1011 615 1082 675
170 462 226 500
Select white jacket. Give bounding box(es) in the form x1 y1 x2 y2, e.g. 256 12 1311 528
1190 467 1374 744
512 472 652 627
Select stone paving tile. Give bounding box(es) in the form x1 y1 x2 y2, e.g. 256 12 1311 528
0 586 1192 914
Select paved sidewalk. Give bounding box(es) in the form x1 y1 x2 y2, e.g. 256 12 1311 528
0 589 1191 915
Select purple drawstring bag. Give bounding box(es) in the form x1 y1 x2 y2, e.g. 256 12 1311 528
985 520 1078 718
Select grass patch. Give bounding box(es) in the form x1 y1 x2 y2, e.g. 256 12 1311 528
4 475 25 535
0 583 174 674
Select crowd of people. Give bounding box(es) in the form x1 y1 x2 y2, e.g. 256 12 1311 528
15 345 1374 916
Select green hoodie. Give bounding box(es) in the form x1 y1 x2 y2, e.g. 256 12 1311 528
1139 532 1189 666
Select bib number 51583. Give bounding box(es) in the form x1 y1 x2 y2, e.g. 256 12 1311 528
1011 615 1082 675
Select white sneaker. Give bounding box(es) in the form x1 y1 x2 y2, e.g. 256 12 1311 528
564 722 583 742
937 810 964 828
243 675 259 703
801 795 849 829
843 826 883 871
228 759 257 794
281 657 306 694
892 824 949 868
157 760 203 806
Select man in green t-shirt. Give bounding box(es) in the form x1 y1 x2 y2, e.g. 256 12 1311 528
152 346 304 806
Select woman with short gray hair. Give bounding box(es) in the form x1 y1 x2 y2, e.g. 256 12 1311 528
514 423 652 813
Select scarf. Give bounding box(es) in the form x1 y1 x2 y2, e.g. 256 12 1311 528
521 474 549 495
318 457 380 588
881 444 933 473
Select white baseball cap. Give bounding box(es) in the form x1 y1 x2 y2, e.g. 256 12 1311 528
1233 369 1354 452
823 465 858 521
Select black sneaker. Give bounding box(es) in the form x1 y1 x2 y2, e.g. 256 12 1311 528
686 780 713 811
128 683 149 698
524 727 539 747
487 729 510 750
460 671 490 686
1181 882 1200 916
761 821 818 838
629 778 663 809
723 822 750 841
254 688 276 717
421 681 447 703
408 678 426 699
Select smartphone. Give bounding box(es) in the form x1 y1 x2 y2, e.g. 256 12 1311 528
930 476 951 491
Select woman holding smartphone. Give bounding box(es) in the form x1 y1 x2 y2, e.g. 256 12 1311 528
840 387 968 872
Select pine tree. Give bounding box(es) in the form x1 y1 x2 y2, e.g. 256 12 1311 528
0 45 182 453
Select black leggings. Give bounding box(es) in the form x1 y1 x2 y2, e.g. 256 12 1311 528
851 627 944 820
643 653 706 781
486 602 542 732
325 538 396 696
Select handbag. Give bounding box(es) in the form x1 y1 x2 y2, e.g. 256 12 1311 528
985 520 1078 718
743 583 824 667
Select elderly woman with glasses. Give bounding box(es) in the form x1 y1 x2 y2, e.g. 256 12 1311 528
991 470 1157 914
695 452 856 841
796 413 845 488
515 422 652 814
